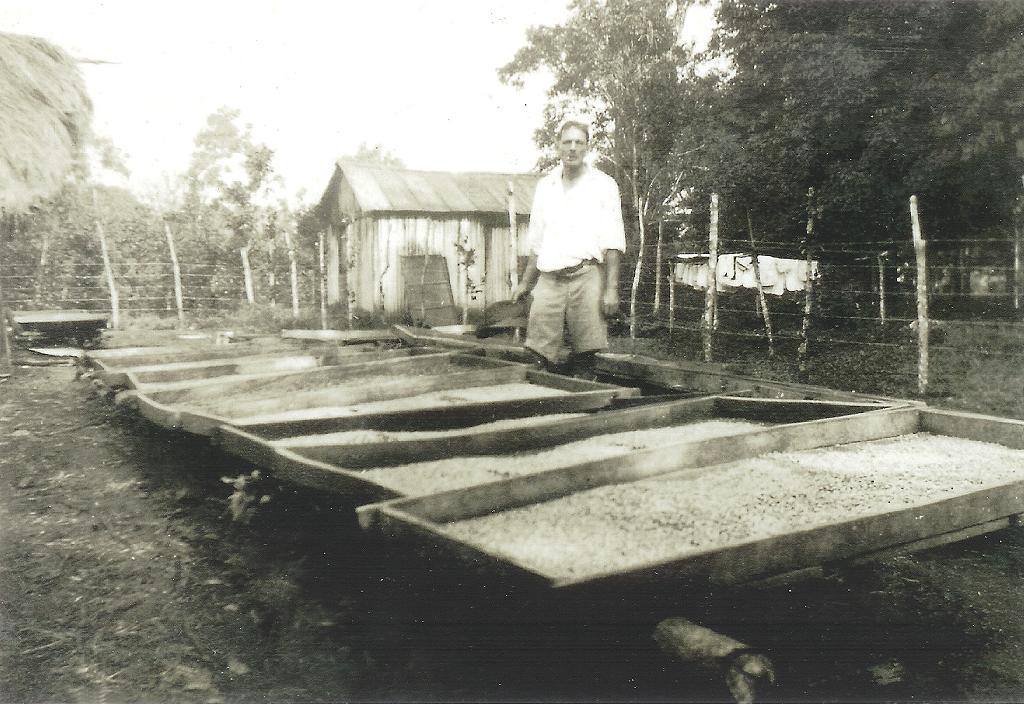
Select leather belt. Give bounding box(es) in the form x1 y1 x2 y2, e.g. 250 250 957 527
549 259 599 277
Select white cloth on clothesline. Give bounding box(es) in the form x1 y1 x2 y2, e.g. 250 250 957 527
673 254 819 295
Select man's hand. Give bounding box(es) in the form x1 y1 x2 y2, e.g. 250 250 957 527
601 287 619 317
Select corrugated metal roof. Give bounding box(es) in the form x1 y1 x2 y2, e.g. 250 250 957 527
326 159 541 217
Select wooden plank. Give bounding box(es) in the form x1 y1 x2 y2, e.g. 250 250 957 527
291 395 723 469
742 515 1019 590
595 352 915 404
713 396 895 423
180 364 532 435
109 351 336 387
371 503 552 589
231 389 622 439
11 310 109 325
393 324 538 362
919 408 1024 449
361 407 920 530
142 350 455 405
215 428 404 503
829 516 1018 569
273 446 403 503
86 340 303 371
82 345 194 369
131 393 197 431
97 350 336 390
403 254 459 326
393 324 486 353
280 328 400 344
524 368 639 396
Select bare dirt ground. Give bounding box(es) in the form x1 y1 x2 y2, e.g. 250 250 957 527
2 346 1023 703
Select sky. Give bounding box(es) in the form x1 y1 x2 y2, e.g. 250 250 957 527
3 0 714 206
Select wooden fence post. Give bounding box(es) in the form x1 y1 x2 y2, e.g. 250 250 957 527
653 220 664 313
797 188 817 378
507 182 519 294
1014 174 1023 316
1014 223 1022 315
1011 174 1019 315
703 194 719 362
910 195 929 395
282 225 301 320
317 232 328 330
163 221 185 327
33 232 49 304
668 273 676 338
240 246 255 306
877 251 887 324
630 197 648 342
92 189 120 329
747 211 775 358
0 271 11 370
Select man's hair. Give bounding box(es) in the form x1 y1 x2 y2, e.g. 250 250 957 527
557 119 590 143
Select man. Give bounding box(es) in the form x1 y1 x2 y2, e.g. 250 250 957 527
511 119 626 378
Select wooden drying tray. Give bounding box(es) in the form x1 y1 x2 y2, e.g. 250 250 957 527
81 338 305 372
214 394 882 508
91 343 382 390
354 404 1024 590
213 392 742 504
122 351 550 435
393 324 914 406
10 309 109 342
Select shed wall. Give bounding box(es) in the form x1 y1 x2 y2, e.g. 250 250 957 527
350 215 500 316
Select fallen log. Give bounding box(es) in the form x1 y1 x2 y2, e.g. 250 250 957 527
653 617 774 704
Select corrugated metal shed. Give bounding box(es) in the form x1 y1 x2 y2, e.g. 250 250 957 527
320 160 541 220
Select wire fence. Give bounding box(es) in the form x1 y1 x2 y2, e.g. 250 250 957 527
614 208 1024 409
3 197 1022 410
0 259 322 319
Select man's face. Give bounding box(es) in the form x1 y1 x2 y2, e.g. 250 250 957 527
558 126 589 169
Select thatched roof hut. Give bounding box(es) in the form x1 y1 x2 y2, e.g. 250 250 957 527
0 32 92 213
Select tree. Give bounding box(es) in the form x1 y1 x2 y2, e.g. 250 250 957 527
692 0 1024 248
179 107 285 306
349 142 404 168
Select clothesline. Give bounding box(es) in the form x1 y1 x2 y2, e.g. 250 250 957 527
673 253 819 295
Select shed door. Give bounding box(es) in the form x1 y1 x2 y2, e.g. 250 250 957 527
401 254 458 327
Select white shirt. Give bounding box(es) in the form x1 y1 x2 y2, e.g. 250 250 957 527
527 165 626 272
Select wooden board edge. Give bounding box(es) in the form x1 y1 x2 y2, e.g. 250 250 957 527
361 504 555 590
143 351 457 404
270 446 400 504
595 352 918 404
222 364 531 421
176 409 233 437
713 396 902 422
280 328 400 344
233 388 621 438
289 393 722 468
132 393 184 431
215 425 282 468
920 408 1024 449
524 368 640 396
